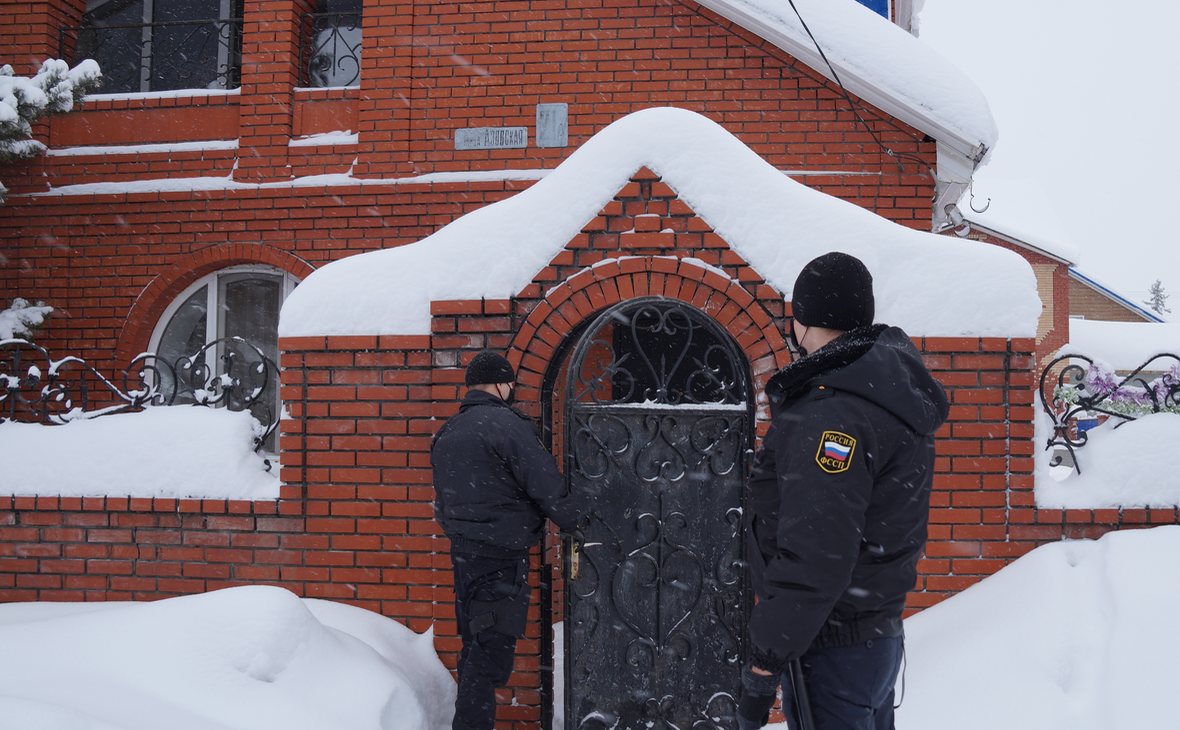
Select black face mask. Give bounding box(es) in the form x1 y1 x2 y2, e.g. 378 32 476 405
501 384 516 405
787 322 808 358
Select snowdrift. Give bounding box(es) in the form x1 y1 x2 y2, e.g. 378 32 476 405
0 586 455 730
897 525 1180 730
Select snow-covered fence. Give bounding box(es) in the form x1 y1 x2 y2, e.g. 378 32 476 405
0 337 278 452
1040 353 1180 474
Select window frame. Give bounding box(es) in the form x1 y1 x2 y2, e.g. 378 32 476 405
148 264 299 455
79 0 243 94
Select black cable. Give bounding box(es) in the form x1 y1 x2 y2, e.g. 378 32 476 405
785 0 938 177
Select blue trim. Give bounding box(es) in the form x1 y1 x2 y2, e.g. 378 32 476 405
854 0 890 19
1070 269 1164 322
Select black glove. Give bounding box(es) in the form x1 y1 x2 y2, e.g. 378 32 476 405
560 528 586 546
738 664 781 729
750 644 791 676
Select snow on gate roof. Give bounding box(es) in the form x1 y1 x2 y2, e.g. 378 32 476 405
279 108 1039 339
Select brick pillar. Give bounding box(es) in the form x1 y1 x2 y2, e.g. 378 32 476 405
235 0 312 182
908 336 1040 611
353 0 414 177
278 334 442 619
1 1 84 75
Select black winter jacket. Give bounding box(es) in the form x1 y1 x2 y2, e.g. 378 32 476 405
746 324 949 669
431 390 579 554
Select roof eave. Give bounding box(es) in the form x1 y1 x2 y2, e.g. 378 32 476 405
1069 269 1164 323
964 220 1075 266
694 0 987 160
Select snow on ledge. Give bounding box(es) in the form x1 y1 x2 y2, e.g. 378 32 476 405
0 407 278 500
289 131 359 148
81 88 240 102
279 108 1040 339
47 139 239 156
1034 325 1180 509
1036 413 1180 509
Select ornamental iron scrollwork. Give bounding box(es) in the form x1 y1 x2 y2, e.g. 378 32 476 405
1039 352 1180 474
564 297 752 730
302 11 362 87
569 299 746 407
1 337 278 453
64 18 243 94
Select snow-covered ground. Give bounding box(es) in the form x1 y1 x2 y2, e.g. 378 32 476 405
3 526 1177 729
0 585 455 730
895 525 1180 730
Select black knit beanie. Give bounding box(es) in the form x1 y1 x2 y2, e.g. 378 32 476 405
791 252 875 330
465 351 516 386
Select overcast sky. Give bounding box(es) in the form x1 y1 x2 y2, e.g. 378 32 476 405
917 0 1179 320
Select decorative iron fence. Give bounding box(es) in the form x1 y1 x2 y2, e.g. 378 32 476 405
1 338 278 453
301 11 362 87
1039 352 1180 473
61 18 243 94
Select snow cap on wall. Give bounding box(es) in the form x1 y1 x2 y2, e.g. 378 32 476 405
279 108 1039 339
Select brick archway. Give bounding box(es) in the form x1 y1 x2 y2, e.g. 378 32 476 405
115 243 316 363
508 255 792 415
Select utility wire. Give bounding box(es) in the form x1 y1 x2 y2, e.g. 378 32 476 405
785 0 938 177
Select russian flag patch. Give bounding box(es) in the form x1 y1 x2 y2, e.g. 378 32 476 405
816 431 856 474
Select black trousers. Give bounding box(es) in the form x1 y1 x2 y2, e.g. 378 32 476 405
451 550 531 730
738 636 904 730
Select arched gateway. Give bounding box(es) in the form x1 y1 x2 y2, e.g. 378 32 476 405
558 297 754 730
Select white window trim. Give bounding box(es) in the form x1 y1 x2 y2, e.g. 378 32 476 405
147 264 298 457
148 264 298 356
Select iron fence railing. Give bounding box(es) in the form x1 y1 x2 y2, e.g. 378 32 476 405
301 11 362 87
1 337 277 454
61 18 243 94
1040 352 1180 473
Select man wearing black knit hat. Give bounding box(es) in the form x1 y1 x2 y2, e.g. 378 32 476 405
432 351 580 730
738 253 949 730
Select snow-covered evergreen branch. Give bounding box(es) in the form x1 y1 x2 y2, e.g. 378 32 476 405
1 58 102 201
0 298 54 341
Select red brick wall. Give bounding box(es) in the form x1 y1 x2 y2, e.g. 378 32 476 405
0 1 84 77
1 0 944 372
0 180 531 375
1 0 938 224
12 327 1168 728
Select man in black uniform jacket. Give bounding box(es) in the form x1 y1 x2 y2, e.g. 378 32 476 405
738 253 949 730
431 351 580 730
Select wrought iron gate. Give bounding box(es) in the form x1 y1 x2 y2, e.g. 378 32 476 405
563 298 752 730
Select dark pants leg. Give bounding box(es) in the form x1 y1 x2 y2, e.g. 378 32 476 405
779 636 904 730
451 552 531 730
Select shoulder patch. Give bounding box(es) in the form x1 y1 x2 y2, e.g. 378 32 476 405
815 431 856 474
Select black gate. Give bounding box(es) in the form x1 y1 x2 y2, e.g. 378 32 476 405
563 298 753 730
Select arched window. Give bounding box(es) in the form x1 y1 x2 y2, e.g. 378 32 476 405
151 265 299 452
